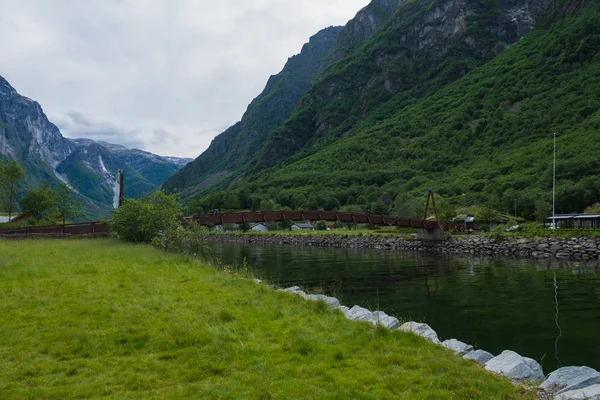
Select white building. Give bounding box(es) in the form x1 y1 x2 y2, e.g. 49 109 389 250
250 223 269 232
291 222 314 231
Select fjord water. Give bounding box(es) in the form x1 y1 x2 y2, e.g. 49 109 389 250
208 242 600 372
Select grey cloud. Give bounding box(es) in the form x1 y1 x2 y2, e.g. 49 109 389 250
0 0 370 158
54 111 151 150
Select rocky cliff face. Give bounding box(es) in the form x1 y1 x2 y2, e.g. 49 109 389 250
332 0 404 58
0 75 191 216
0 76 74 169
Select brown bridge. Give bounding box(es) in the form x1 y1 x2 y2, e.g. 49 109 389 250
187 210 465 232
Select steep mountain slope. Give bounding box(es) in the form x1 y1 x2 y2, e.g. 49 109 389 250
162 0 405 197
181 0 600 218
0 76 75 187
258 0 548 168
0 76 191 216
161 26 343 196
247 0 600 217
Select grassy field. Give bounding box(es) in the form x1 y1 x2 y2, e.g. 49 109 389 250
0 239 535 399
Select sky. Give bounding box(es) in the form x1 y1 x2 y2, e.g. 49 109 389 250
0 0 370 158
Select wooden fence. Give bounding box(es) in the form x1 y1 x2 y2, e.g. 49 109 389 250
0 221 108 237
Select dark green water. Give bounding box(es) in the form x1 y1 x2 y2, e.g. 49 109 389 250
207 242 600 373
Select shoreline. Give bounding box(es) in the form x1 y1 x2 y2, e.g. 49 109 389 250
205 233 600 260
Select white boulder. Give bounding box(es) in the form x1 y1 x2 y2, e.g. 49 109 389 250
279 286 301 293
485 350 544 383
554 384 600 400
541 366 600 395
463 349 494 363
442 339 474 355
345 305 377 325
305 294 341 309
398 322 441 344
372 311 400 330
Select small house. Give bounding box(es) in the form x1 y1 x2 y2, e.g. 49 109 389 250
291 222 314 231
546 214 600 229
250 223 269 232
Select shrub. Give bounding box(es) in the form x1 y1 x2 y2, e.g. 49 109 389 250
315 221 328 231
151 222 210 256
107 191 182 243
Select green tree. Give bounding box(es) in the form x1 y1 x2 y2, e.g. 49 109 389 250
259 199 277 211
476 204 501 231
437 199 458 223
391 194 423 219
222 192 240 210
278 220 293 230
534 199 552 223
53 183 85 225
371 200 389 215
315 220 328 231
186 198 204 214
19 182 57 221
107 191 182 243
1 160 25 219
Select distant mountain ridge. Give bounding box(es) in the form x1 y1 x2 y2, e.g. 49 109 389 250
0 75 191 217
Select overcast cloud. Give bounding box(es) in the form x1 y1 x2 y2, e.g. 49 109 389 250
0 0 370 158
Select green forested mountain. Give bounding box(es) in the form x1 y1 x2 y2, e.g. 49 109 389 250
164 0 600 220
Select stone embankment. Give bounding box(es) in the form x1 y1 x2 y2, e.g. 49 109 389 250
209 234 600 260
275 284 600 400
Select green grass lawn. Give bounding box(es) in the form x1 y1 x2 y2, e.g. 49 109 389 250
0 239 535 399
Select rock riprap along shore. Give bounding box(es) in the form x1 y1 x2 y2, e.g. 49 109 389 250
210 234 600 260
274 284 600 400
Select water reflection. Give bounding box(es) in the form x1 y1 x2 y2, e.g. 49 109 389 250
206 242 600 372
553 273 562 368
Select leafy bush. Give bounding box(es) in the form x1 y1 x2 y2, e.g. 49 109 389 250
151 222 210 256
315 221 328 231
107 191 182 243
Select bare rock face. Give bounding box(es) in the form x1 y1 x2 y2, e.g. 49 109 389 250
398 321 441 344
0 75 73 166
333 0 404 58
485 350 544 383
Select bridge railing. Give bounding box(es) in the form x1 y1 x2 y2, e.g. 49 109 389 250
187 210 466 232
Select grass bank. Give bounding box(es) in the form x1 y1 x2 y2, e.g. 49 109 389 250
0 239 534 399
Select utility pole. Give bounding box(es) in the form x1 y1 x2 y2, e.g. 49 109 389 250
552 133 557 229
119 169 124 208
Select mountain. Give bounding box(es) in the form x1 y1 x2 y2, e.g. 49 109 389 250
162 0 405 197
163 0 600 219
0 75 191 217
